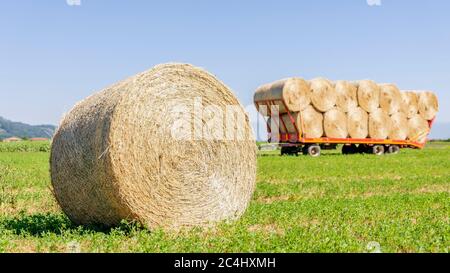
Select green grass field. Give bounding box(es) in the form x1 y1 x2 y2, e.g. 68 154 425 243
0 141 448 253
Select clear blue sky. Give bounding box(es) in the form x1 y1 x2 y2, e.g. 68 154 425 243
1 0 449 133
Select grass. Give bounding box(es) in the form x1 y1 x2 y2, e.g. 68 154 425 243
0 141 50 153
0 142 448 253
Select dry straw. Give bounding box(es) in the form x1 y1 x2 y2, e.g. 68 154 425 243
418 91 439 120
335 80 358 113
347 107 369 139
355 80 380 113
368 108 391 139
50 63 257 230
379 83 402 115
299 105 323 138
389 112 408 140
254 78 310 115
323 107 348 138
309 78 336 112
408 114 430 143
401 91 419 118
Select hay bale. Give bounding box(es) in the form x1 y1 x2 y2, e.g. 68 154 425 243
408 114 429 143
309 78 336 112
323 107 348 138
389 112 408 140
401 91 419 118
355 80 380 113
335 80 358 113
379 83 402 115
299 105 323 138
368 108 391 139
50 63 257 230
277 113 301 134
347 107 369 139
418 91 439 120
254 78 310 115
276 107 323 138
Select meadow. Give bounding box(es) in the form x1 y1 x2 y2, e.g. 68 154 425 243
0 141 448 252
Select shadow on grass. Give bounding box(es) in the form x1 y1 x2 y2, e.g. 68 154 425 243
0 212 144 237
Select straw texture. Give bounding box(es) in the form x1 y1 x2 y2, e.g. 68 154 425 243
389 112 408 140
347 107 369 139
254 78 310 115
335 80 358 113
300 105 323 138
401 91 419 118
379 84 402 115
309 78 336 112
408 114 430 143
418 91 439 120
51 63 257 230
323 107 348 138
368 108 391 139
355 80 380 113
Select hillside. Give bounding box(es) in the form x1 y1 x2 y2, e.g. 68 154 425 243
0 116 55 140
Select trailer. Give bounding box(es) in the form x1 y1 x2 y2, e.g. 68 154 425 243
255 98 435 157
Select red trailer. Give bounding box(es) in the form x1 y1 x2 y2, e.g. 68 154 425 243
255 98 435 157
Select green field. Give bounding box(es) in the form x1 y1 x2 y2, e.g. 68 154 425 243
0 141 448 253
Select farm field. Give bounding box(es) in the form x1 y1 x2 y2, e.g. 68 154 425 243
0 141 448 253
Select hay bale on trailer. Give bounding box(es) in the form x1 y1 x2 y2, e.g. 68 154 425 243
254 78 310 115
277 106 323 138
347 107 369 139
323 107 348 138
50 63 257 230
389 112 408 140
335 80 358 113
379 83 402 115
408 114 430 143
418 91 439 120
300 105 324 138
401 91 419 118
368 108 391 139
355 80 380 113
309 78 336 112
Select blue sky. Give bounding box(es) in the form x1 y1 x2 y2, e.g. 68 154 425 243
0 0 449 137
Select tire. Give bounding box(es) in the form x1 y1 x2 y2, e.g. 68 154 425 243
342 144 357 155
387 145 400 154
307 145 321 157
372 145 385 156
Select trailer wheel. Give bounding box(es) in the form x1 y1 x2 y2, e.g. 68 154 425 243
307 145 321 157
342 144 357 155
372 145 385 156
387 145 400 154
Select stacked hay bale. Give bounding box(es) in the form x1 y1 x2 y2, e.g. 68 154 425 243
254 77 438 143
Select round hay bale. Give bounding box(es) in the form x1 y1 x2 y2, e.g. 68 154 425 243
268 113 301 134
379 83 402 115
309 78 336 112
335 80 358 113
254 78 310 115
355 80 380 113
418 91 439 120
50 63 257 230
300 105 323 138
347 107 369 139
368 108 391 139
323 107 348 138
389 112 408 140
401 91 419 118
408 114 430 143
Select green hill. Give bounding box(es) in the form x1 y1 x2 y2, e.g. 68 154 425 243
0 116 55 140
